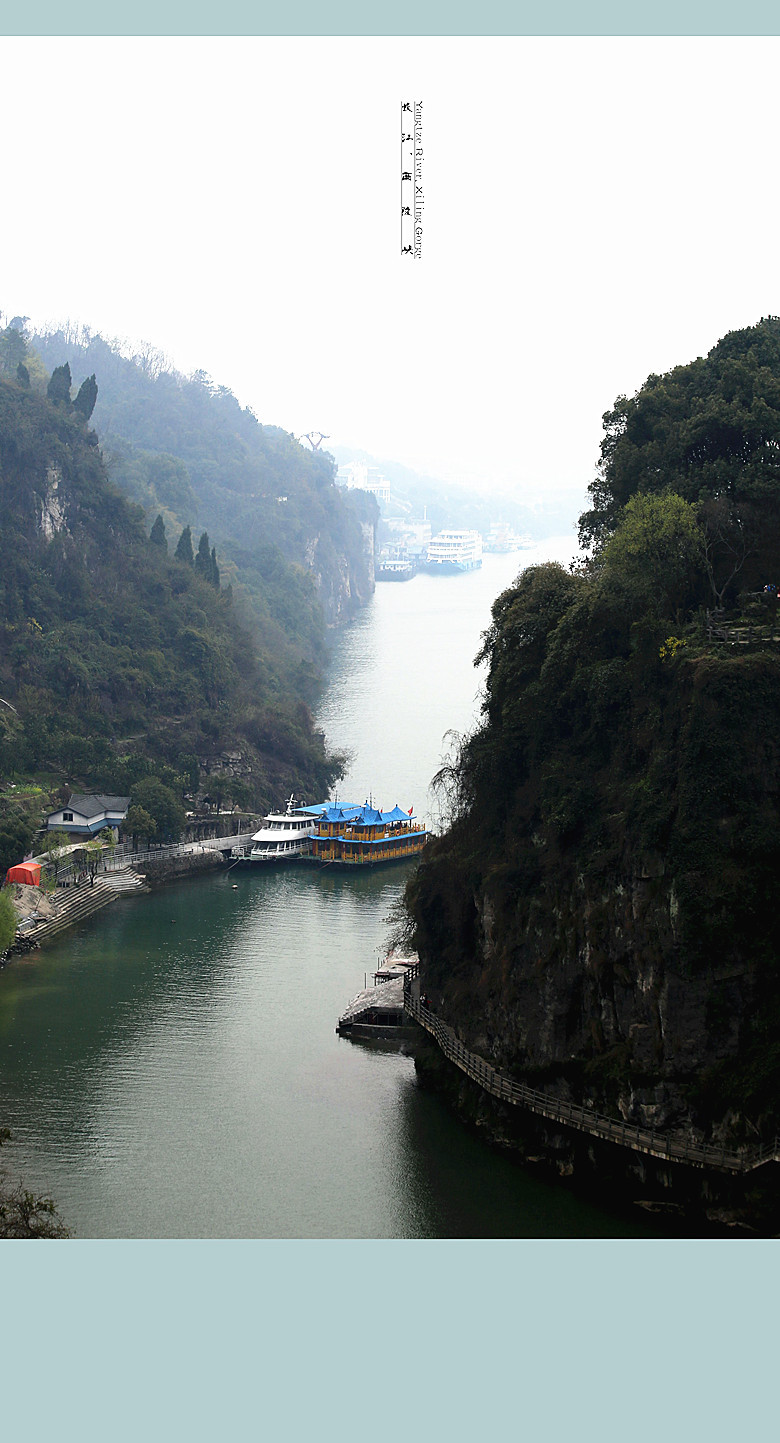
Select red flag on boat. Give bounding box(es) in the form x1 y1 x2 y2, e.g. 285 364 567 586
408 806 413 814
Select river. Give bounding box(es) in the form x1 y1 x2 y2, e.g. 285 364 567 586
0 542 658 1237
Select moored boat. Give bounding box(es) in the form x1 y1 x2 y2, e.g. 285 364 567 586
308 803 429 866
424 529 483 573
376 545 415 581
247 796 327 861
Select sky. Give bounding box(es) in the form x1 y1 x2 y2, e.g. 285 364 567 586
2 35 780 517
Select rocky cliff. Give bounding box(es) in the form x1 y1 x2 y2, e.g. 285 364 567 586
29 326 378 644
406 560 780 1226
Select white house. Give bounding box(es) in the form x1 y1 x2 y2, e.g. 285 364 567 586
46 793 131 840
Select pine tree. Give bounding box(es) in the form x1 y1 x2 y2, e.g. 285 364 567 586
174 525 194 565
150 514 168 552
73 373 98 422
0 323 27 376
210 546 220 589
47 362 72 407
16 363 29 388
194 531 211 579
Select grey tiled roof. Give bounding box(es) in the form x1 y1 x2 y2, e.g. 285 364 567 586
52 794 130 818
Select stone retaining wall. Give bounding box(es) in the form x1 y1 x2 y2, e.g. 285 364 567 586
136 851 227 888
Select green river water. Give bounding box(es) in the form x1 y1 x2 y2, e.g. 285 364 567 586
0 545 657 1237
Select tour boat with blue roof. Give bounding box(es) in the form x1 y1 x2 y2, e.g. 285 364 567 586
246 796 429 866
308 802 429 867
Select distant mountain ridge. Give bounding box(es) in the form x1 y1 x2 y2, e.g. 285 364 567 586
331 443 579 540
30 326 378 652
0 363 342 812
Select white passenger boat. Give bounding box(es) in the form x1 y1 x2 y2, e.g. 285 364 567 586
248 796 327 861
424 529 483 573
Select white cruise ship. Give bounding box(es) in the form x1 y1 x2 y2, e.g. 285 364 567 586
248 796 326 861
424 529 483 573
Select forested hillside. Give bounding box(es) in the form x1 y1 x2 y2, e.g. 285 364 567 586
0 369 343 832
406 318 780 1193
29 324 377 647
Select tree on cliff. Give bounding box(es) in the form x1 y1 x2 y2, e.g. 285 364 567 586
579 316 780 599
150 514 168 552
598 492 705 619
175 525 194 566
406 334 780 1168
47 362 72 408
0 322 27 377
72 372 98 422
195 531 219 587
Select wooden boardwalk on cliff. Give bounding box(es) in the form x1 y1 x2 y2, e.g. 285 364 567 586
402 969 779 1176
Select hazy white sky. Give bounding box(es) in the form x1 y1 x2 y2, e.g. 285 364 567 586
2 35 779 511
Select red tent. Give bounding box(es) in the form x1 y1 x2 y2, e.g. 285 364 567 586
6 862 42 887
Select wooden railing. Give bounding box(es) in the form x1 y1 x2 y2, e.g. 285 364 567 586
402 967 779 1175
706 608 780 646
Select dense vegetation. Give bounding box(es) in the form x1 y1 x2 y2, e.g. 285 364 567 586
0 364 344 833
29 324 377 655
408 317 780 1142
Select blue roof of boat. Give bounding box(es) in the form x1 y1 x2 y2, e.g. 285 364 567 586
316 802 415 825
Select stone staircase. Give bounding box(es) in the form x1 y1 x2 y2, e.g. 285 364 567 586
18 867 148 947
102 868 149 895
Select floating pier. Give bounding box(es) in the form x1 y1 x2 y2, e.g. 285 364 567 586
337 954 420 1040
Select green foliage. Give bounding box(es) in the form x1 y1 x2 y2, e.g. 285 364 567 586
194 531 219 587
47 362 71 408
0 374 340 802
41 829 69 879
30 325 376 689
0 795 37 875
408 325 780 1134
129 778 185 843
0 887 18 951
124 804 156 847
0 328 350 808
150 514 168 551
0 1130 71 1237
106 441 197 527
599 492 705 618
73 372 98 422
0 323 27 376
579 316 780 602
175 524 194 566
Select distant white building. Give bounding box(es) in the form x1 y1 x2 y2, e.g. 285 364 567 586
337 462 391 505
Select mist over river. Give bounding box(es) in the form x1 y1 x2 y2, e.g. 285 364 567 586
0 543 658 1237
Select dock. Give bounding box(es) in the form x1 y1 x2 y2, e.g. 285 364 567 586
337 954 420 1040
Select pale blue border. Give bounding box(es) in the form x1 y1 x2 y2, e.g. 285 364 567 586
4 1241 776 1438
0 1 779 34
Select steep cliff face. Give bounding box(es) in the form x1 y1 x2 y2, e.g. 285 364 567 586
408 563 780 1155
0 378 343 805
29 327 378 638
303 505 376 626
